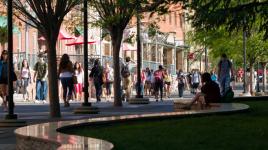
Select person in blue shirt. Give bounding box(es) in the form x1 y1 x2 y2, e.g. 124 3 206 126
210 70 218 82
0 50 17 111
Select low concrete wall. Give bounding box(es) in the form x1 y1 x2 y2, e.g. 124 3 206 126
15 103 249 150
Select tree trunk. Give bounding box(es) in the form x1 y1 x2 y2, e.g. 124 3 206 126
111 30 123 107
46 39 61 118
262 62 267 93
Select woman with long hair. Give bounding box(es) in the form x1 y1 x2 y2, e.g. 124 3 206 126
20 59 31 101
74 62 84 101
103 62 114 101
58 54 74 107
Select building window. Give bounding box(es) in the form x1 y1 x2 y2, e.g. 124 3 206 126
163 15 166 22
174 12 177 26
169 13 172 25
180 14 184 28
104 43 110 56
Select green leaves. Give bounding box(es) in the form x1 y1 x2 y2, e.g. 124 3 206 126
0 25 7 45
189 0 268 39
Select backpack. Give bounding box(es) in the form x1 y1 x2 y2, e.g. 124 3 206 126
121 64 130 78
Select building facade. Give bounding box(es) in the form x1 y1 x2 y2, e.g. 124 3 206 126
0 3 187 74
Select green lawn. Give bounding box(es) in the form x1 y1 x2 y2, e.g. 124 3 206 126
63 101 268 150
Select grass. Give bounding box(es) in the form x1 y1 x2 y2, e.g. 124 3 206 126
63 101 268 150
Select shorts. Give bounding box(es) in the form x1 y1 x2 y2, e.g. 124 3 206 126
192 83 199 89
0 84 8 96
165 82 171 86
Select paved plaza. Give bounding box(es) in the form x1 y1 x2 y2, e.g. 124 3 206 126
0 82 259 149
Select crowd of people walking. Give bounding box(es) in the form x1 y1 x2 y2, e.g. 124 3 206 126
0 51 252 111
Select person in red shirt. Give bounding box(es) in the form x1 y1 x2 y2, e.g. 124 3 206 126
154 65 164 101
134 69 146 95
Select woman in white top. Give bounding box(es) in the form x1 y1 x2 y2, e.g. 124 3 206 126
74 62 84 101
20 59 31 101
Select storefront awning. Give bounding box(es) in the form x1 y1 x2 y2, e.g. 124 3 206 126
58 29 74 40
65 36 96 46
0 16 20 34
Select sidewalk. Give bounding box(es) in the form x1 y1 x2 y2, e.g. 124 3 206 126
0 82 252 149
0 91 193 150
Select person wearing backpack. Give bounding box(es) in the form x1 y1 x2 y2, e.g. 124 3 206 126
154 65 164 101
89 59 104 102
121 57 132 101
218 53 234 96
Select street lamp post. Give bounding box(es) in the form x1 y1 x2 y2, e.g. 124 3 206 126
169 31 176 74
74 0 99 113
136 1 142 98
257 62 260 92
243 17 247 93
83 0 90 106
128 0 149 104
6 0 17 119
173 36 177 74
204 46 208 72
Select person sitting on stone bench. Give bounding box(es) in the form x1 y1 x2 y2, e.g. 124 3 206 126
184 72 221 109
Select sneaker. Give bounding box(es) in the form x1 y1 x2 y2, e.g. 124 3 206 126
43 100 48 104
35 100 41 104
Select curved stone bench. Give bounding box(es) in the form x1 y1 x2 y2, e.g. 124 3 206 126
15 103 249 150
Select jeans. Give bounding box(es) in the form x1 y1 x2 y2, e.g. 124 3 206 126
94 81 103 101
60 77 74 100
219 76 231 96
135 82 144 95
36 80 47 100
22 78 30 97
178 83 184 97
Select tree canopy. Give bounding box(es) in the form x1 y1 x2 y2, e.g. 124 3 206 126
89 0 181 106
12 0 82 118
188 0 268 39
